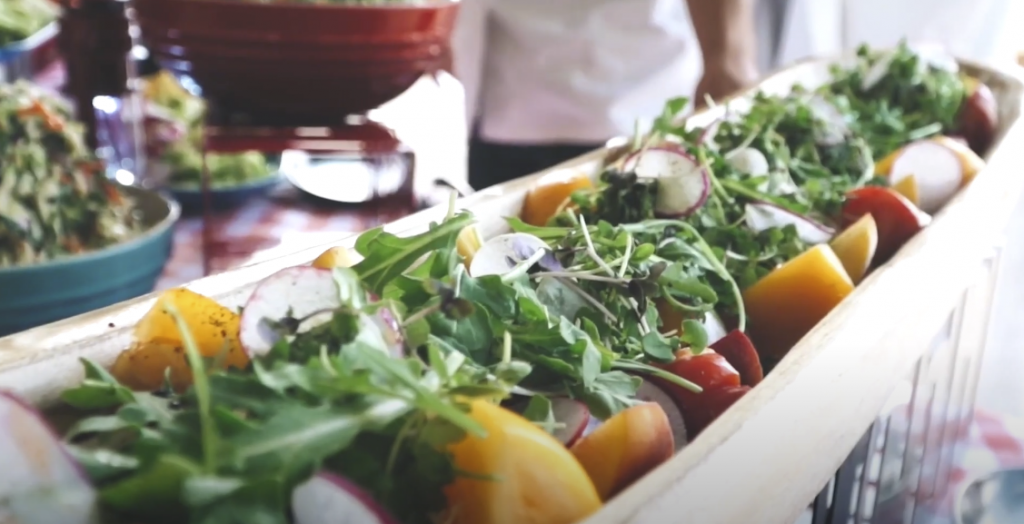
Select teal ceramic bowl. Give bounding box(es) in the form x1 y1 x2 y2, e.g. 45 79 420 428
169 172 283 213
0 186 180 337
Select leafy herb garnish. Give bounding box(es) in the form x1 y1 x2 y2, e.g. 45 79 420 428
568 40 968 320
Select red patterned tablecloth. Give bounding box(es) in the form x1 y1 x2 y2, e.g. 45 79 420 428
873 409 1024 524
150 73 468 288
155 191 379 288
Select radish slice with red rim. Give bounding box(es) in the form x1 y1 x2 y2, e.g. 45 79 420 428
292 473 399 524
550 397 591 447
0 392 97 524
623 146 710 218
364 293 405 358
807 96 849 146
468 233 561 278
373 307 405 359
581 413 603 439
240 266 341 358
888 140 965 214
744 202 835 244
725 147 769 177
635 381 688 450
696 118 722 149
506 396 591 447
861 51 896 91
703 311 728 346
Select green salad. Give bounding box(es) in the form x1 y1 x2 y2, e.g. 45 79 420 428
0 81 140 267
144 71 272 189
0 42 999 524
0 0 57 47
568 43 977 318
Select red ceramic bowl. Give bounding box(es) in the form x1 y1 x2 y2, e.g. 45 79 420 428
133 0 459 122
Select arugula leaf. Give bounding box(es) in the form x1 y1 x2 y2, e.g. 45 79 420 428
520 395 561 434
641 331 677 361
62 358 136 409
505 217 572 240
572 372 641 421
225 406 363 473
680 319 709 353
353 212 474 294
458 271 517 320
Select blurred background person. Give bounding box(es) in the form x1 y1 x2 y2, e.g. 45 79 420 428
454 0 763 190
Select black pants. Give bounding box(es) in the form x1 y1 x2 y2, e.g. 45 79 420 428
468 136 604 191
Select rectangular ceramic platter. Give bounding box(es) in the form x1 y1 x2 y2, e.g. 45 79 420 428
2 52 1024 524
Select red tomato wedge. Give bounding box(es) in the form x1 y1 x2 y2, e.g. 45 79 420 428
709 330 764 387
841 186 931 264
652 349 741 436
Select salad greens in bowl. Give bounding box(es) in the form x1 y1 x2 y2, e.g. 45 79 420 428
143 71 279 209
0 81 178 335
144 71 275 190
0 0 57 47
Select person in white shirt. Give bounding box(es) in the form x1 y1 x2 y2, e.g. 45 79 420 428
454 0 760 189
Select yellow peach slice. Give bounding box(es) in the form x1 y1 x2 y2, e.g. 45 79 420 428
457 225 483 268
569 403 674 500
829 214 878 284
311 246 359 269
891 175 919 206
444 400 602 524
113 288 248 391
874 148 900 177
520 171 593 226
743 244 855 360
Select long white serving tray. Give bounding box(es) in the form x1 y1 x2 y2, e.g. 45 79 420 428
3 51 1024 524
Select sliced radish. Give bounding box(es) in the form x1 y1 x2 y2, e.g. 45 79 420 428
0 392 96 524
292 473 398 524
373 307 405 358
240 266 340 358
635 381 688 450
704 311 728 346
888 140 964 213
624 146 710 217
861 50 896 91
506 397 591 446
581 414 603 439
696 118 722 149
550 397 591 447
725 146 769 177
807 96 849 146
468 233 560 278
744 202 835 244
